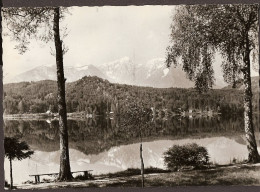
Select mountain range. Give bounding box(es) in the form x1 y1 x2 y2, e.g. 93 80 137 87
4 57 228 88
5 64 110 84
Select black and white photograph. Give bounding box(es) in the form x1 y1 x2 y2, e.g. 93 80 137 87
2 3 260 190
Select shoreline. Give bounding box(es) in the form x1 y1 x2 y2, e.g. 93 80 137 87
3 112 100 120
4 111 250 120
14 163 260 189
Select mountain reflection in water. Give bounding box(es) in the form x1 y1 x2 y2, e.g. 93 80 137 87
4 115 259 184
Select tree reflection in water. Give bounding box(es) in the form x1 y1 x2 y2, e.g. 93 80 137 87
4 114 259 155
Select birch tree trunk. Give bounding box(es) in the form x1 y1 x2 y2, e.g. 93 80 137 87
242 33 260 163
9 159 13 189
0 3 4 188
53 7 73 180
140 143 144 188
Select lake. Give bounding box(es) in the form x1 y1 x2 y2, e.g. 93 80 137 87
4 114 260 185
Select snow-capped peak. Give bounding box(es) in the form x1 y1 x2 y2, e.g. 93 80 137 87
145 58 167 79
4 56 226 89
146 58 166 69
162 68 169 77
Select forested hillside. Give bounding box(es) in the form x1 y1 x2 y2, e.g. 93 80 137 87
3 76 258 115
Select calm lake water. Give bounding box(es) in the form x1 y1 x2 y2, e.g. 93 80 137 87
4 114 260 185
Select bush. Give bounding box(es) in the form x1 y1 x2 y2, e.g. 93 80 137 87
74 173 94 180
163 143 209 171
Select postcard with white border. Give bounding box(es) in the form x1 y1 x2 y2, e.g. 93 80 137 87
1 1 260 190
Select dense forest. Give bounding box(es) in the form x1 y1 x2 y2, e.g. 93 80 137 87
3 76 259 116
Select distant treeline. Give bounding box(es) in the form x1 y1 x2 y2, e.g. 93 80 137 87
3 76 259 115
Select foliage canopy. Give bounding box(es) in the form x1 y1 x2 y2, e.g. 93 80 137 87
166 4 259 91
164 143 209 171
4 137 34 161
2 7 69 54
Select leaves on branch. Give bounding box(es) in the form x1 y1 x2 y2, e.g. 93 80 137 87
4 137 34 161
166 4 259 92
2 7 70 54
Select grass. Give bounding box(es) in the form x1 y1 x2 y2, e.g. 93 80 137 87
97 167 170 178
106 164 260 187
17 164 260 189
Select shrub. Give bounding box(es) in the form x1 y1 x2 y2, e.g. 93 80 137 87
74 173 94 180
163 143 209 171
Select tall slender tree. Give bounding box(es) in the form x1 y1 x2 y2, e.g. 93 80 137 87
0 2 4 189
2 7 73 180
122 98 151 187
166 4 260 163
53 7 72 180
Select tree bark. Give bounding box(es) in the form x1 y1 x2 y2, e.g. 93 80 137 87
0 3 4 189
9 159 13 189
242 34 260 163
53 7 73 180
140 143 144 188
0 4 2 67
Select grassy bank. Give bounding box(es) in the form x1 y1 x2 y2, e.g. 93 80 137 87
97 167 170 179
107 164 260 187
17 163 260 189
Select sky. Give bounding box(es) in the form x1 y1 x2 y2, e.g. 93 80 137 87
3 5 259 79
3 6 175 77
